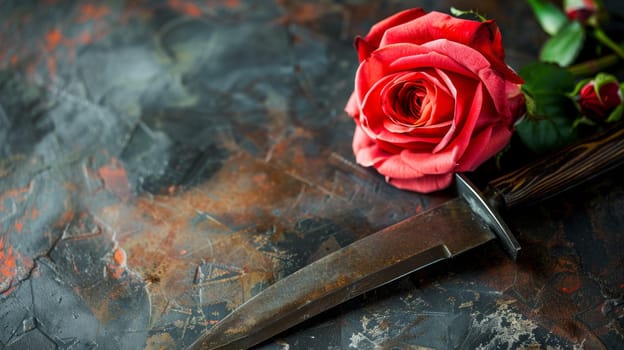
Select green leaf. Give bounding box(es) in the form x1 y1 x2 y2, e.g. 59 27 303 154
516 113 578 154
540 20 586 67
516 87 578 153
516 62 579 153
527 0 569 35
519 62 576 94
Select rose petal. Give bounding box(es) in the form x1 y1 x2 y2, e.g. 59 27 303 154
359 8 426 59
357 43 476 90
379 71 454 128
359 74 399 134
380 11 489 48
382 119 453 136
400 146 459 175
389 48 476 77
379 11 522 84
438 83 483 155
423 39 514 117
457 124 512 171
387 173 453 193
432 71 480 153
377 137 437 154
352 125 387 167
377 122 451 144
355 36 376 62
375 153 424 179
344 91 360 118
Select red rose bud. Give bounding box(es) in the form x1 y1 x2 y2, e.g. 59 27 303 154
579 79 623 121
345 8 524 193
564 0 597 23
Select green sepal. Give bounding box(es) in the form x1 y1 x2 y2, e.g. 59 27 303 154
606 102 624 123
570 78 592 97
449 7 487 22
593 72 619 99
572 115 597 129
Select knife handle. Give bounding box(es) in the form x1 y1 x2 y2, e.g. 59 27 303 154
486 123 624 209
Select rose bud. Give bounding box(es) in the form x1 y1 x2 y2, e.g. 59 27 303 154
345 8 524 193
579 78 623 121
564 0 597 23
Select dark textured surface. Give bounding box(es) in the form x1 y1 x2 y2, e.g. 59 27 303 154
0 1 622 349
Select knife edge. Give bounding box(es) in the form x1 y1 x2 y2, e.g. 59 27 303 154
188 198 496 350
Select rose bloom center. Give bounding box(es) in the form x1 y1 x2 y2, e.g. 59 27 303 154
386 79 436 128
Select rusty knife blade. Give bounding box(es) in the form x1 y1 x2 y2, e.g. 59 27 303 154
188 176 509 350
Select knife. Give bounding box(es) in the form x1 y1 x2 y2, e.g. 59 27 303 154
188 124 624 350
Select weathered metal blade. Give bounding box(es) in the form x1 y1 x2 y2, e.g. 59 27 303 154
188 197 496 350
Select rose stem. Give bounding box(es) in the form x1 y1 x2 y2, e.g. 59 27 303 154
568 53 619 77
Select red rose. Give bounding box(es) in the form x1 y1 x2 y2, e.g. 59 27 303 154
345 9 525 193
564 0 597 23
579 79 623 121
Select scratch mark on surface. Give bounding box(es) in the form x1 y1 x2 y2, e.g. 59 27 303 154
284 169 347 201
0 199 17 223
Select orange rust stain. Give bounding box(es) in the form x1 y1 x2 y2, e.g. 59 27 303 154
0 185 31 201
109 267 124 279
75 31 93 45
57 210 75 228
0 239 17 280
30 207 40 220
78 3 111 23
557 275 581 295
252 173 267 185
96 154 312 324
169 0 202 17
10 54 18 65
108 250 126 279
277 2 330 25
182 2 202 17
14 221 23 233
113 247 127 265
415 204 423 213
98 158 132 201
0 183 32 212
45 29 63 51
222 0 240 9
